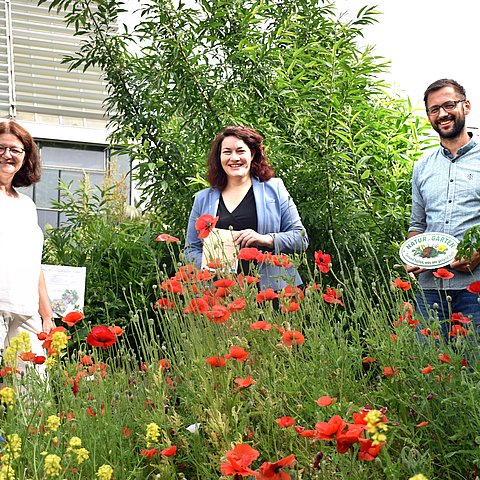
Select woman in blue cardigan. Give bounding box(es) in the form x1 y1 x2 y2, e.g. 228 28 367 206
185 125 308 290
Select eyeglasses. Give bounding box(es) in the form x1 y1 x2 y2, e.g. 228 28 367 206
426 99 466 116
0 145 25 157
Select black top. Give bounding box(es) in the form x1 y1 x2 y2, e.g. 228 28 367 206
216 186 258 275
216 186 258 231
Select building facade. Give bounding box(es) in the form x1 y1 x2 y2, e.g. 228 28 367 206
0 0 129 229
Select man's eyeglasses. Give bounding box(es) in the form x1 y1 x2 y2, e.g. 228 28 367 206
0 145 25 157
426 99 466 116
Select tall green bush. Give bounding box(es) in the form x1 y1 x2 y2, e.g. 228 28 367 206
42 175 173 330
40 0 429 269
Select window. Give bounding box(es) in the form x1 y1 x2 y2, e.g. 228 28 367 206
21 141 131 230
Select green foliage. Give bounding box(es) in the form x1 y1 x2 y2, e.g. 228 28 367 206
38 0 430 270
42 175 171 329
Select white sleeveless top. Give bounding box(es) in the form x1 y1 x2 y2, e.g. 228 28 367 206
0 191 44 316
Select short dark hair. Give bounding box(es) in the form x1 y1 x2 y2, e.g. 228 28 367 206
423 79 466 107
0 121 41 187
206 125 275 190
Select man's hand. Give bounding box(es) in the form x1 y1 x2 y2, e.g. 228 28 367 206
405 264 427 276
450 249 480 273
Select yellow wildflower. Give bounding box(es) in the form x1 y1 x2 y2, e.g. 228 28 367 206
96 464 114 480
6 433 22 459
68 436 82 448
364 409 388 446
0 386 15 408
0 464 15 480
409 475 429 480
146 422 160 446
74 447 90 465
46 415 61 433
43 454 62 478
50 331 69 354
3 332 31 366
44 356 57 369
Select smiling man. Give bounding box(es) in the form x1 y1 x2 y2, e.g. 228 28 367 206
407 79 480 334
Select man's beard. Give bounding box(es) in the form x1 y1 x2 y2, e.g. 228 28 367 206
432 114 466 139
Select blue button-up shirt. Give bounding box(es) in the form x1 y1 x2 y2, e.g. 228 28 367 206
409 135 480 289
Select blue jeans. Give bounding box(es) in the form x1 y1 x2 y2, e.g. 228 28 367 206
416 289 480 341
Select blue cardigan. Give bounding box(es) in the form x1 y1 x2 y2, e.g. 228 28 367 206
185 177 309 290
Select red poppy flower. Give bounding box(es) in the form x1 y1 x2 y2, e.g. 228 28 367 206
225 346 249 362
160 279 184 294
161 446 177 457
438 353 451 363
213 278 237 288
86 326 117 350
433 268 454 279
250 320 272 331
226 443 259 467
221 457 258 477
205 356 226 367
206 305 231 323
450 324 467 337
256 288 280 302
282 285 305 300
467 281 480 294
80 355 93 365
19 352 36 362
362 357 376 364
391 278 411 291
154 298 175 310
155 233 180 243
272 254 293 268
383 366 398 377
228 298 247 312
357 438 385 461
237 247 261 261
316 396 335 407
108 325 123 336
315 415 346 440
322 288 344 307
314 250 331 274
33 355 46 364
122 426 131 437
335 423 364 454
62 311 85 327
419 328 439 339
416 421 429 428
421 365 433 374
276 416 295 428
158 358 171 370
258 454 296 480
195 214 219 239
451 312 471 324
281 301 300 313
141 448 159 458
238 274 260 285
256 252 274 264
298 429 316 438
184 297 210 314
390 334 397 342
281 330 304 347
234 376 255 390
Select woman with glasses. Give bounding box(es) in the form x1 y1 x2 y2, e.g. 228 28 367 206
185 125 308 290
0 121 54 378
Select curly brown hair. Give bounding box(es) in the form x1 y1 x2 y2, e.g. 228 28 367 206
206 125 275 190
0 121 41 187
